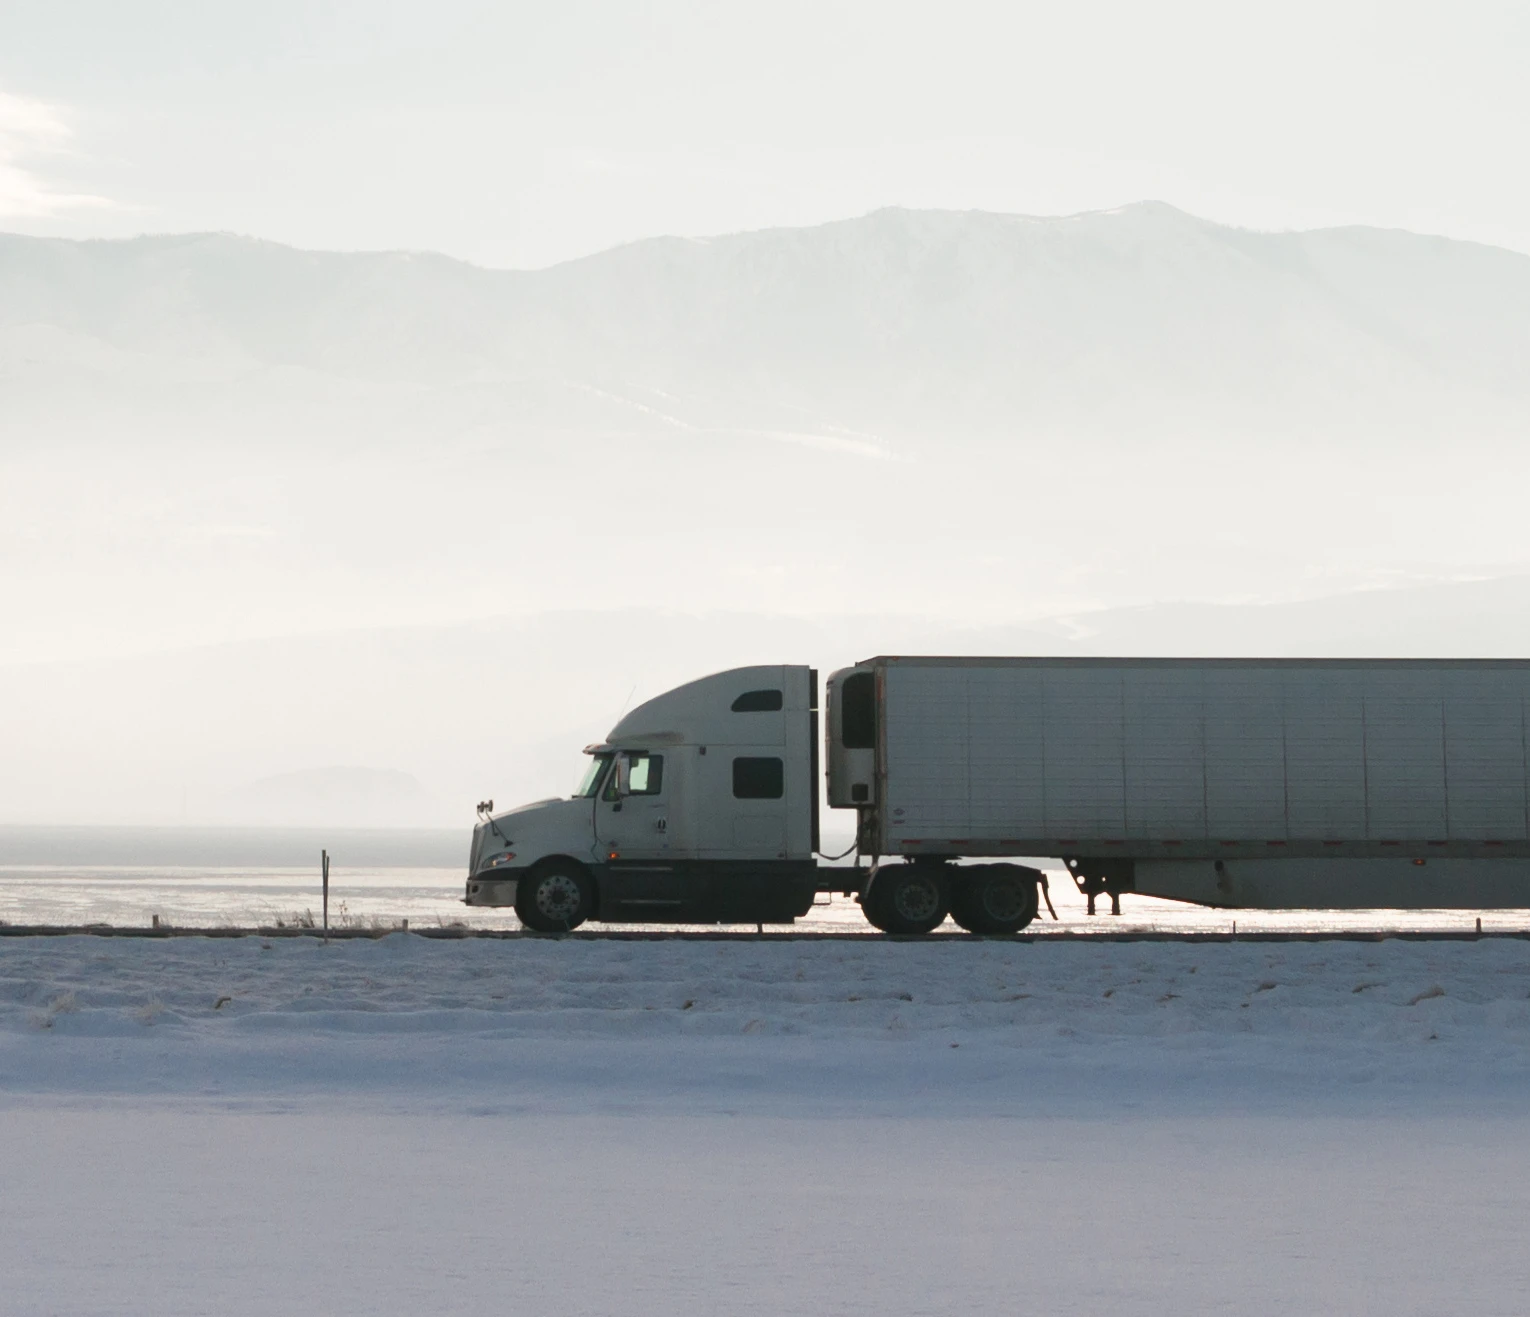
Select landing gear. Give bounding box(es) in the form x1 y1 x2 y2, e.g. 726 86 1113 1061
1065 856 1133 917
516 862 595 932
861 864 949 935
949 865 1040 934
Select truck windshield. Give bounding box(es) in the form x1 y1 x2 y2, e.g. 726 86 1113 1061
573 754 613 799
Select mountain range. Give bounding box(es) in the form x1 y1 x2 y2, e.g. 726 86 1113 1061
6 202 1530 451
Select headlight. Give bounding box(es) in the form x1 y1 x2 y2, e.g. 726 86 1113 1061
486 851 517 867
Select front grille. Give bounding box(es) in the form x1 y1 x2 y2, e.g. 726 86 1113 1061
467 823 484 876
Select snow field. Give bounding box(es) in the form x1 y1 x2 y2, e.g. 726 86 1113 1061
5 934 1530 1316
6 1106 1530 1317
3 933 1530 1105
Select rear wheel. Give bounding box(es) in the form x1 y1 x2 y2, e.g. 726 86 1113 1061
862 865 949 935
950 867 1039 935
516 862 595 932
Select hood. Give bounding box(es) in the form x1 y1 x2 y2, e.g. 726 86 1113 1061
472 793 597 875
495 796 562 820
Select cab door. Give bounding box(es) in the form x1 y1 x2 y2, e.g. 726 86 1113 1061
596 750 688 917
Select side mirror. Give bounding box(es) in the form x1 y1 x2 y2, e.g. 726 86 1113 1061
614 755 631 797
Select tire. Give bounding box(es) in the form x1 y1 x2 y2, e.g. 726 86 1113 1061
950 866 1039 935
516 862 595 932
859 892 893 933
862 865 949 935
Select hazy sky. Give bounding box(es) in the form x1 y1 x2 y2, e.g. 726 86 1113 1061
5 0 1530 824
3 0 1528 267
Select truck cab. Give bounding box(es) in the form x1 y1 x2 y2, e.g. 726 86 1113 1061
465 665 820 929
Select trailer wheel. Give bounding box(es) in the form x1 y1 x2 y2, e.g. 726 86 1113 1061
516 862 594 933
863 866 949 935
951 868 1039 935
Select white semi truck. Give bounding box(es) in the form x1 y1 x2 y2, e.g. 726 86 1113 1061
465 657 1530 933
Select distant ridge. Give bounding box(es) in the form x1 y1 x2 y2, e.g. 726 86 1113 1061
5 202 1529 448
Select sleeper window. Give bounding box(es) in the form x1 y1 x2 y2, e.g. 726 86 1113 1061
732 756 784 799
731 689 783 712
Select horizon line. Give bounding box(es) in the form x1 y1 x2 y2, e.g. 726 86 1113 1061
3 200 1521 275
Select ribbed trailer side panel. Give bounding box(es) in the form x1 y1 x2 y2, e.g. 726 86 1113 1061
1203 667 1286 836
877 658 1530 856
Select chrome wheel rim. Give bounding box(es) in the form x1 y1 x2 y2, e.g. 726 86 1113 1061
534 873 582 922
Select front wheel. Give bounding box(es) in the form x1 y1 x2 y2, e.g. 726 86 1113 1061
862 866 949 935
516 862 595 932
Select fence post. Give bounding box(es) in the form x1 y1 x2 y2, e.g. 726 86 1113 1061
322 849 330 942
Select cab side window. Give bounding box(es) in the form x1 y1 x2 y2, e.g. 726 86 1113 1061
603 753 664 799
628 754 663 794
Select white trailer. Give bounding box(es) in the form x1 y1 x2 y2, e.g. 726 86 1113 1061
465 657 1530 933
833 655 1530 928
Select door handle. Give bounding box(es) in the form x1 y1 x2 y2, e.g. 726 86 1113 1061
655 818 667 831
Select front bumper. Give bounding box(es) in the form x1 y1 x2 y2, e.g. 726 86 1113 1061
464 873 520 907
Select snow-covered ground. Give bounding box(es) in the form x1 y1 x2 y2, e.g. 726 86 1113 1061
7 933 1530 1099
5 934 1530 1315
